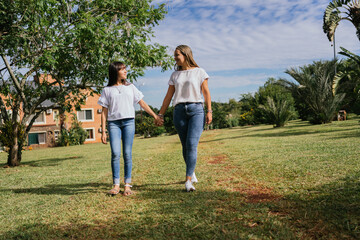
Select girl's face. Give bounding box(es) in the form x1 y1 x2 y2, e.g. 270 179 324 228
118 66 127 80
174 49 186 67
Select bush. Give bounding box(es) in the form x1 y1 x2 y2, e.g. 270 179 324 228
57 114 87 146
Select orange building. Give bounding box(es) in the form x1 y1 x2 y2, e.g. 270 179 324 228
24 74 103 148
28 94 103 148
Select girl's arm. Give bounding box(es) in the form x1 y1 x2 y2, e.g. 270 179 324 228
138 99 163 125
101 107 108 144
159 85 175 115
201 79 212 125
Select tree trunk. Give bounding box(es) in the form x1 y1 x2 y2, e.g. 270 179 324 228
7 143 20 167
7 123 21 167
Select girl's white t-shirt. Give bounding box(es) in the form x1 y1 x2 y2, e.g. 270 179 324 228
97 84 144 121
168 67 209 106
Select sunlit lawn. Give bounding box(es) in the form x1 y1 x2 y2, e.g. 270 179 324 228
1 116 360 239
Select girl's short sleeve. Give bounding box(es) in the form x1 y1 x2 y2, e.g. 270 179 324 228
132 84 144 104
97 88 109 108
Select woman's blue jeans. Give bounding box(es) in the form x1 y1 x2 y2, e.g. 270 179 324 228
173 103 205 177
108 118 135 185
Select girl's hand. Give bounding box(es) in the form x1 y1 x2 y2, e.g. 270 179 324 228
206 112 212 125
101 132 107 144
154 115 164 126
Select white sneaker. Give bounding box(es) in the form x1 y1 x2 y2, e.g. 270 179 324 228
191 172 198 183
185 180 196 192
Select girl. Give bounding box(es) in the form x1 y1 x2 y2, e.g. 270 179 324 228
158 45 212 192
98 61 163 196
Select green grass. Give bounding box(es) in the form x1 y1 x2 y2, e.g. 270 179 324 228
1 117 360 239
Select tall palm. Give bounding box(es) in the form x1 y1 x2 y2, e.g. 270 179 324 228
323 0 360 42
279 60 345 124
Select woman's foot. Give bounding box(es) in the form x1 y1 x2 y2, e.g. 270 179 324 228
123 184 133 196
185 180 195 192
191 172 198 183
108 185 120 196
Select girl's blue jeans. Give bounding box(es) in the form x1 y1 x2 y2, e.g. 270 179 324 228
108 118 135 185
173 103 205 177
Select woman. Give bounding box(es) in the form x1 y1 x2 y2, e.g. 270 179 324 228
158 45 212 192
98 61 163 196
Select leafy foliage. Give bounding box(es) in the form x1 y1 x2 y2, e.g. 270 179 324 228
0 0 172 166
323 0 360 42
281 60 345 124
259 97 295 127
57 114 87 146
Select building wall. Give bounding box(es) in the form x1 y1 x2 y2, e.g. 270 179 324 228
27 92 103 148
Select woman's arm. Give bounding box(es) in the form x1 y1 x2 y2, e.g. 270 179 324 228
101 107 108 144
138 99 163 125
159 85 175 115
201 79 212 125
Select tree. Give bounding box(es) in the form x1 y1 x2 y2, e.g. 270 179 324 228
252 78 297 124
0 0 172 166
281 60 345 124
333 52 360 113
323 0 360 42
259 97 295 127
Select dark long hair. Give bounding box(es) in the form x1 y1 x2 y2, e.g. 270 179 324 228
107 61 128 86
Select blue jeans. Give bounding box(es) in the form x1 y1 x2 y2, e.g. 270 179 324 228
108 118 135 185
173 103 205 177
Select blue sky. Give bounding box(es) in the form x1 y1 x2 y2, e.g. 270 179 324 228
136 0 360 108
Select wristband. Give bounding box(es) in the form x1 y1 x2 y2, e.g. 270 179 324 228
207 110 213 113
158 114 164 118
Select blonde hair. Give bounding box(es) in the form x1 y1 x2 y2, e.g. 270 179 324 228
175 45 199 71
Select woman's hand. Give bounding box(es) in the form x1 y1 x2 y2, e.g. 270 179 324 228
101 132 107 144
206 112 212 125
154 115 164 126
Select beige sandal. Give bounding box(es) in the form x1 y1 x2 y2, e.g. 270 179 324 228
123 184 133 196
107 185 120 196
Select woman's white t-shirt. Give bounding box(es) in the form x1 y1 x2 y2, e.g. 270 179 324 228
168 67 209 106
97 84 144 121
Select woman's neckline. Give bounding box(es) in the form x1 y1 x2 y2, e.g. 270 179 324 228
177 67 198 72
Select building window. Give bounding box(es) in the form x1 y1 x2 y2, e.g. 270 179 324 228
53 110 59 121
28 132 46 145
78 109 93 121
28 112 46 125
85 128 95 141
54 130 60 141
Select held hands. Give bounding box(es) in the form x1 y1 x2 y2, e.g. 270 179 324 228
154 115 164 126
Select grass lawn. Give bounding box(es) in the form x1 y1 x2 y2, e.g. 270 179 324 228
1 116 360 239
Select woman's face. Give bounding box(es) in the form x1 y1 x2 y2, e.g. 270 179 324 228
118 66 127 80
174 49 186 67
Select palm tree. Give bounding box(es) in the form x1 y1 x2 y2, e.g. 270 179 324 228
259 97 295 128
279 60 345 124
333 49 360 112
323 0 360 42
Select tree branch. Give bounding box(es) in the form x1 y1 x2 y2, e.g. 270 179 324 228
1 55 28 107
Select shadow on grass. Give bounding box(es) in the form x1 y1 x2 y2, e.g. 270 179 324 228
280 172 360 239
21 156 84 167
200 127 355 144
3 176 360 239
1 182 108 195
1 187 297 240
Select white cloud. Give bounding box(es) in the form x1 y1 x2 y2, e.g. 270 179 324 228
143 0 360 106
152 0 359 71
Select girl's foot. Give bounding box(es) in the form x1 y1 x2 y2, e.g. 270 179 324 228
108 185 120 196
123 184 133 196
